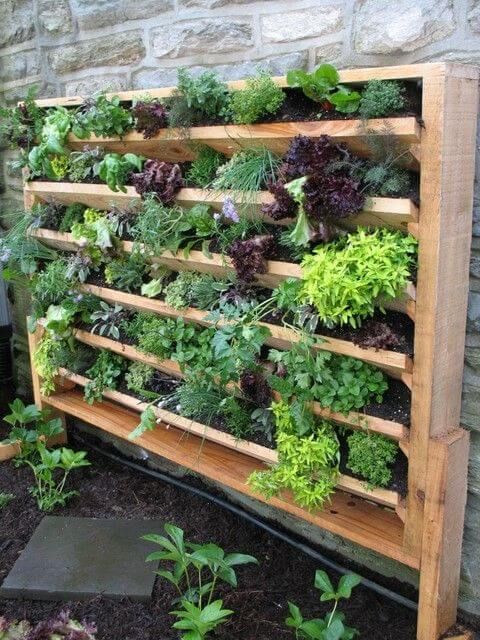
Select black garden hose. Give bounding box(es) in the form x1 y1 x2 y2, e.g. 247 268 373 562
71 431 418 612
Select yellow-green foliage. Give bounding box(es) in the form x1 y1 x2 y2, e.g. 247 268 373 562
249 400 339 510
230 72 285 124
300 227 417 327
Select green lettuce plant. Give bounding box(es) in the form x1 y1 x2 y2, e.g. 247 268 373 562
143 523 257 639
72 94 133 138
287 64 361 113
300 227 417 327
97 152 144 192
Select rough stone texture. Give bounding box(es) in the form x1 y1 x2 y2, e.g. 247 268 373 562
133 51 308 88
261 6 343 44
151 18 253 58
75 0 173 31
48 32 146 74
0 50 39 83
38 0 73 35
468 0 480 32
65 74 128 97
354 0 455 54
0 0 35 48
2 0 480 620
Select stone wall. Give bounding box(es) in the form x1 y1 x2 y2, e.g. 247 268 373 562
2 0 480 621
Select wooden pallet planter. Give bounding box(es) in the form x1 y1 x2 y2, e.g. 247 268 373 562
24 63 478 640
78 282 413 384
72 326 410 441
55 367 400 509
25 180 419 233
29 227 417 317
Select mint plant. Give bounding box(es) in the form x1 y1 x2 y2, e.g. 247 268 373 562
143 523 257 639
286 570 360 639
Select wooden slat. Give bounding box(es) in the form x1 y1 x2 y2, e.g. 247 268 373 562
417 430 470 640
63 118 420 161
41 388 416 567
25 181 418 232
404 64 479 557
30 228 416 315
73 328 409 442
79 283 413 382
58 367 399 509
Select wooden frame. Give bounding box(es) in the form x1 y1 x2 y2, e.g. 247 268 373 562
21 63 477 640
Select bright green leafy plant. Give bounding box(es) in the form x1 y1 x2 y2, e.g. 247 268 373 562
1 398 64 464
25 442 90 512
230 71 285 124
300 227 417 327
287 64 361 113
249 401 339 510
346 431 398 489
286 570 360 639
72 94 133 138
143 523 257 639
84 350 127 404
97 152 144 192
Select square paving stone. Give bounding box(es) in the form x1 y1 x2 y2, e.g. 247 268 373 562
0 516 164 602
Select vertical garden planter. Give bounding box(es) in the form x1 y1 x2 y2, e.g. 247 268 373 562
20 62 478 640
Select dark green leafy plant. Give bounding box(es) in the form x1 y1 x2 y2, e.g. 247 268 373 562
287 64 361 113
0 493 14 510
268 338 388 420
186 145 226 188
143 523 257 639
59 203 87 233
90 302 127 340
25 442 90 512
97 152 144 192
300 227 417 327
286 570 360 639
230 71 285 124
68 145 104 182
84 350 126 404
0 86 44 150
104 251 148 292
346 431 398 489
249 400 339 510
1 398 64 464
30 258 73 319
72 94 133 138
359 80 406 119
175 68 231 120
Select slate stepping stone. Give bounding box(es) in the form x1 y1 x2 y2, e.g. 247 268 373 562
0 516 163 602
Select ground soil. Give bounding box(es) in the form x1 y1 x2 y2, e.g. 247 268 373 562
0 445 419 640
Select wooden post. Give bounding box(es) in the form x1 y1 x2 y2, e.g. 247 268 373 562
417 430 470 640
404 65 479 560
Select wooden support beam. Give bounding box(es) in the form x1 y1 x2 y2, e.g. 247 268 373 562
417 429 470 640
